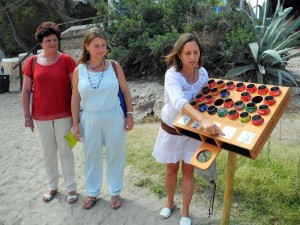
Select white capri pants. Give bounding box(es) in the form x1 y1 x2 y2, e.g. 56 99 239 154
35 117 76 192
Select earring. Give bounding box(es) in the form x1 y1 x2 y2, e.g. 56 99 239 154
86 50 90 55
179 60 182 67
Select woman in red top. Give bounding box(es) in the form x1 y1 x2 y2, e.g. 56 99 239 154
21 22 77 204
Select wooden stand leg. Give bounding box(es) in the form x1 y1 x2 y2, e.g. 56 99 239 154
221 151 237 225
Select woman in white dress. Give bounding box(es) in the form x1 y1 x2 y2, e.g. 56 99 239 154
152 33 223 225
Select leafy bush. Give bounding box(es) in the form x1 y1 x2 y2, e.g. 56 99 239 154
94 0 254 80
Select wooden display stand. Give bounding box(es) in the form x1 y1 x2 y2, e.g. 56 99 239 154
173 79 291 167
173 79 291 225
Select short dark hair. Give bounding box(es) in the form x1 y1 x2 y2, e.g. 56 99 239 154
35 22 61 43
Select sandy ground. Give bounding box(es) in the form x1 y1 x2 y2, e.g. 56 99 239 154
0 81 223 225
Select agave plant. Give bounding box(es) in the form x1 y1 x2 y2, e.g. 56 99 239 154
226 0 300 86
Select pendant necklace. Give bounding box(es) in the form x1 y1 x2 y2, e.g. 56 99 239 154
87 59 106 89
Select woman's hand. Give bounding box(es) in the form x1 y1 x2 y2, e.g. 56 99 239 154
24 117 34 132
125 114 134 131
72 124 82 141
201 117 224 136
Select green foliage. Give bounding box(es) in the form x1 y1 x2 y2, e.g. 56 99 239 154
226 0 300 86
98 0 256 80
0 0 96 56
222 25 254 62
70 2 97 20
0 0 64 55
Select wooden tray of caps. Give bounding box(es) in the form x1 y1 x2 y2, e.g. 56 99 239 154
173 79 291 169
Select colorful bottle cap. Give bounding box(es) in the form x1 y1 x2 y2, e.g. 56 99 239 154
216 80 225 88
257 85 269 95
208 105 218 115
205 95 214 104
239 112 251 123
224 98 234 108
208 79 217 88
202 86 211 95
246 83 257 93
269 86 282 97
220 89 230 98
246 102 257 113
257 104 270 115
228 109 239 120
241 92 252 102
196 93 205 102
217 107 228 117
198 103 208 112
210 87 220 96
264 95 276 106
251 114 264 126
226 81 235 90
236 82 246 92
234 100 245 111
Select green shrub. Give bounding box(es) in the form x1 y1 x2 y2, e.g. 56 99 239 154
93 0 262 81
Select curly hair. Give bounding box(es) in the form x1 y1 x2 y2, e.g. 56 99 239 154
35 22 61 43
165 33 203 71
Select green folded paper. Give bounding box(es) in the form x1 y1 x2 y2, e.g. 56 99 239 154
64 128 78 148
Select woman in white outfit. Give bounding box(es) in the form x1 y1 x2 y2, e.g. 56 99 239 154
152 33 223 225
71 27 134 210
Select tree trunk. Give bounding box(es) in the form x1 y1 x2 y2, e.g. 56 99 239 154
39 0 76 22
0 0 30 52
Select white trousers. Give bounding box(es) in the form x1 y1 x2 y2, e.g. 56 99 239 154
35 117 76 192
81 109 125 197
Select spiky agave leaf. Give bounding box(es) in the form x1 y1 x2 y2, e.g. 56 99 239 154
273 31 300 51
261 49 284 66
259 17 286 52
277 47 297 56
277 16 300 41
249 42 259 63
266 67 298 87
256 71 264 84
282 51 300 61
226 64 256 78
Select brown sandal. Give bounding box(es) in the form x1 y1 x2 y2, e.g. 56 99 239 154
82 196 96 210
110 195 122 210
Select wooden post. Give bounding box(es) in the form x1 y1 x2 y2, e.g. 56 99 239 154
221 151 237 225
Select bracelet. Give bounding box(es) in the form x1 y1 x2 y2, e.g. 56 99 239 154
25 117 32 121
127 112 133 115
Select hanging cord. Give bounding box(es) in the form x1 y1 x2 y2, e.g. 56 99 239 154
208 181 216 218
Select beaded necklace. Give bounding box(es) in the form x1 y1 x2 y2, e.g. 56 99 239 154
87 59 106 89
